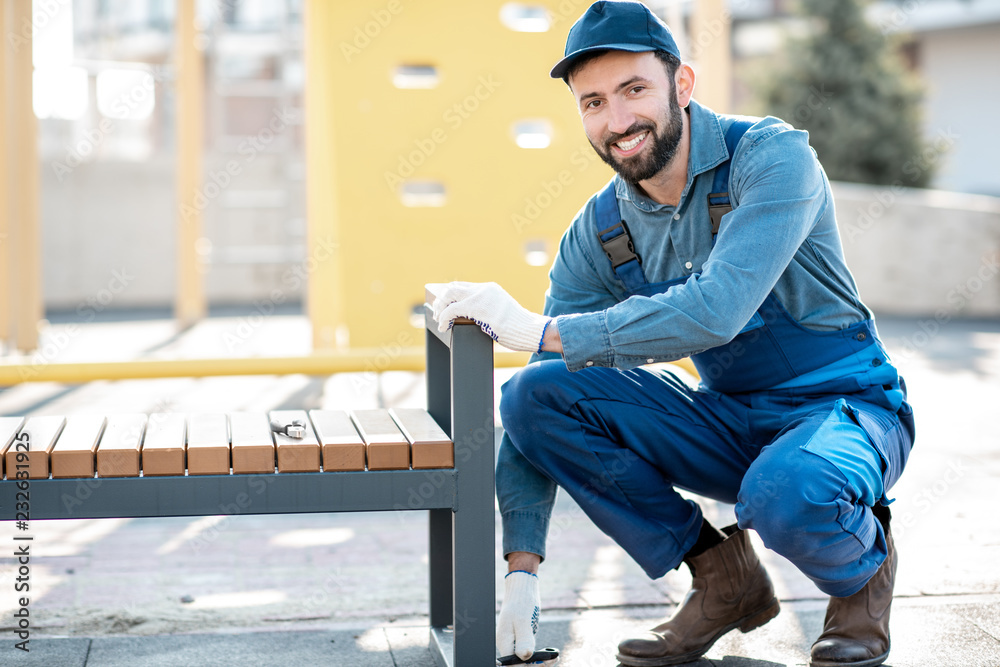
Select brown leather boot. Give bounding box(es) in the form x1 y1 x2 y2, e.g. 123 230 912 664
616 528 780 666
810 522 897 667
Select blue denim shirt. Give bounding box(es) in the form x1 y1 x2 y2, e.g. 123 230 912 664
498 99 874 560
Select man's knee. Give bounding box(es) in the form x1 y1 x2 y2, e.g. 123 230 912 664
736 450 846 559
737 445 888 596
499 360 573 447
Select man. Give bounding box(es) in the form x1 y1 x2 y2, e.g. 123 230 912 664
432 2 915 666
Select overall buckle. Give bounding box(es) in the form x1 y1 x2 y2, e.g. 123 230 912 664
598 221 640 269
707 192 732 235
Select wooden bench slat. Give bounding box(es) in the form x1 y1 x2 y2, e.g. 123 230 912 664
390 408 454 470
5 416 66 479
0 417 26 478
352 409 410 471
230 412 275 474
269 410 320 472
142 413 187 477
51 415 107 478
96 414 146 478
308 409 365 471
187 413 231 475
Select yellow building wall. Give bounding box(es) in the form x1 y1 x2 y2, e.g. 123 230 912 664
306 0 613 349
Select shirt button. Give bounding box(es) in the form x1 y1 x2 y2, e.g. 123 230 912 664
872 358 882 367
646 358 655 364
673 214 680 220
856 332 867 341
585 361 594 367
685 261 693 270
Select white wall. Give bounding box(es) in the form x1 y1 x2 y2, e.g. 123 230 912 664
832 181 1000 318
42 157 176 314
41 153 304 314
919 23 1000 196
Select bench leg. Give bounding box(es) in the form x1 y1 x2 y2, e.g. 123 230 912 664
426 325 451 435
451 489 495 665
427 330 455 633
426 323 495 666
429 508 453 627
449 325 496 666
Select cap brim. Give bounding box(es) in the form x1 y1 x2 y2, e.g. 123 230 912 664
549 43 656 79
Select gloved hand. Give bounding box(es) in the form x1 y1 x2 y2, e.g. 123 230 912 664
497 570 541 661
431 282 551 353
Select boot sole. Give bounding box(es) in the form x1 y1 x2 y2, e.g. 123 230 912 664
616 598 781 667
810 646 889 667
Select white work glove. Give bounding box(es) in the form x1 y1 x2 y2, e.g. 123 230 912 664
431 282 551 353
497 570 541 661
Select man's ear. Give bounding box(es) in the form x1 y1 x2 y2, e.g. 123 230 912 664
675 63 696 108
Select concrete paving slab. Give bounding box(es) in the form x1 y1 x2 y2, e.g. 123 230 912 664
82 630 393 667
883 598 1000 667
532 595 1000 667
961 599 1000 643
6 596 999 667
0 638 90 667
383 626 437 667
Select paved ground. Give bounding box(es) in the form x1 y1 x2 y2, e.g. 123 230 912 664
0 310 998 666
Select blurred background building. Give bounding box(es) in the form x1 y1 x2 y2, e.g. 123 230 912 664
870 0 1000 196
36 0 306 311
728 0 1000 196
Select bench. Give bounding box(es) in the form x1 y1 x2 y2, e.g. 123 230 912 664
0 300 497 667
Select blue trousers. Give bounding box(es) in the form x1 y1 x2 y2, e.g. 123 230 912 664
499 361 914 597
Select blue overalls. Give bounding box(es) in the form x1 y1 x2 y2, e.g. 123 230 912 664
499 120 916 597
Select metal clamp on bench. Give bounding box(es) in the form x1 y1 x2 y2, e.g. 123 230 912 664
270 419 305 439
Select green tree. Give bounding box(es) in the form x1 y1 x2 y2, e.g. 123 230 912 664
756 0 932 187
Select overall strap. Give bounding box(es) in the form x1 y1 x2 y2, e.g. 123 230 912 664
707 118 756 235
595 179 648 292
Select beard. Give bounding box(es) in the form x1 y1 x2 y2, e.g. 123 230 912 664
589 94 684 184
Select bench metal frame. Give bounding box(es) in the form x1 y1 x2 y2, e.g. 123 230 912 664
0 315 496 667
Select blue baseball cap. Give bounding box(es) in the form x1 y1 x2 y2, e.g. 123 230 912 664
550 1 681 79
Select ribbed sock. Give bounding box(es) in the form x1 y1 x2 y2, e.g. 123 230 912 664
684 518 727 562
872 503 892 532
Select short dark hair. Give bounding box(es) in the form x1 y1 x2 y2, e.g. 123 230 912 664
563 49 681 86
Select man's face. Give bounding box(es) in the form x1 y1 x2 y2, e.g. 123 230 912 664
569 51 682 184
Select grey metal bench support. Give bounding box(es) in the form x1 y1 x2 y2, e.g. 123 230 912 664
425 314 497 666
0 316 497 667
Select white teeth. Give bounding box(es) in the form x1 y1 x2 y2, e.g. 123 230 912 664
616 133 645 151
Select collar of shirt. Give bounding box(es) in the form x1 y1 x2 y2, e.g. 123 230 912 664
612 99 731 214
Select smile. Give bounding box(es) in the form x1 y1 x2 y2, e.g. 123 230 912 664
614 133 647 155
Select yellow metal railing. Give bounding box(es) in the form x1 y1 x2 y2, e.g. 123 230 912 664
174 0 207 327
2 0 42 353
0 352 697 386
